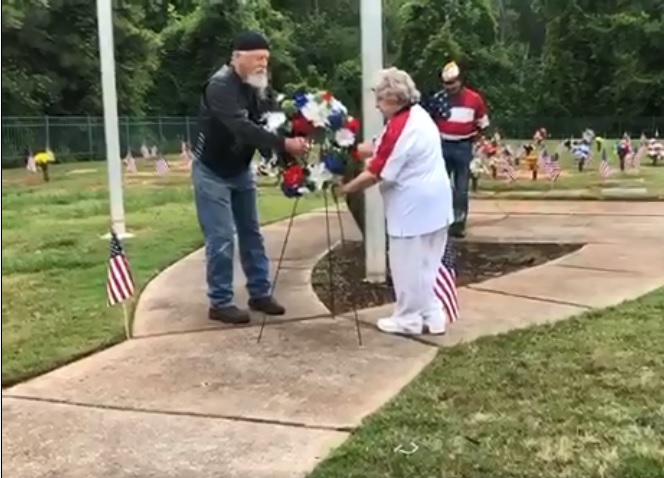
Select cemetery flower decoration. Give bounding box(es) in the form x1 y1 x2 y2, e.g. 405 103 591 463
262 90 362 198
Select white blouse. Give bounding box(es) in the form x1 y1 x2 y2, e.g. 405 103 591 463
367 104 454 237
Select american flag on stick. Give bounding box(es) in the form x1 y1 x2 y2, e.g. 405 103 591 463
539 149 551 172
124 152 137 173
180 141 193 167
629 145 645 169
549 156 562 182
26 153 37 172
503 160 516 182
434 240 459 324
107 230 135 306
155 155 170 175
599 149 612 178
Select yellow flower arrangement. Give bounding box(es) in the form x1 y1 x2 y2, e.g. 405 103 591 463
34 150 55 165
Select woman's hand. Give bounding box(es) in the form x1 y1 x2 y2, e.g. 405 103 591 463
355 141 374 159
330 182 348 202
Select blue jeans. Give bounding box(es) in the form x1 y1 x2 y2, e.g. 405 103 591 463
192 160 271 307
442 140 473 226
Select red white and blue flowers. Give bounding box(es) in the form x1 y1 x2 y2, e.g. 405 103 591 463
263 90 362 198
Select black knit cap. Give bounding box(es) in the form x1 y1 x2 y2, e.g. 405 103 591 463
232 30 270 52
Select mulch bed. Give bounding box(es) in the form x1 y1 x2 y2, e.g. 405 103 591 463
311 240 582 315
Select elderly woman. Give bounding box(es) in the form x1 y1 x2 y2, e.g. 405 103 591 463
339 67 455 335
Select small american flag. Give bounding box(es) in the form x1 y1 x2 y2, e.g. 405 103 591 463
599 149 612 178
548 156 562 182
630 145 645 169
124 152 137 173
107 231 135 306
434 240 459 324
503 160 516 182
539 150 551 171
155 155 170 175
26 154 37 172
180 141 193 167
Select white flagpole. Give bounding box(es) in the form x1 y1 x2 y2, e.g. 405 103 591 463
97 0 130 238
360 0 386 282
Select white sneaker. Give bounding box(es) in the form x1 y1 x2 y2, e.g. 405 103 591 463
424 320 446 335
376 317 423 335
422 314 446 335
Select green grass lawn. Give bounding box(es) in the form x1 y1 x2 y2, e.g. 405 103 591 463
1 159 323 385
311 287 664 478
477 139 664 196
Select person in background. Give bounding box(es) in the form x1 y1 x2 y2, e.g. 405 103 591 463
424 61 489 238
191 30 309 325
616 132 632 171
533 127 547 148
339 67 454 335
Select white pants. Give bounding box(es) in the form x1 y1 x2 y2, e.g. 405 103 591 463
388 227 448 333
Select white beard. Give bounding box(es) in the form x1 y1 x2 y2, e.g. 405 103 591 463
245 72 269 97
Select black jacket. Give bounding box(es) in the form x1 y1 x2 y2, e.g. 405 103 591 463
193 65 285 178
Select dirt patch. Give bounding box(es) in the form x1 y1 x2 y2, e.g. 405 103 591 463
311 240 583 315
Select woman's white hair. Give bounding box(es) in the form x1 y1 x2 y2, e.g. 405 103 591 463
372 67 421 105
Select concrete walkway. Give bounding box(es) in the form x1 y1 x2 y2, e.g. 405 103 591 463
3 200 664 478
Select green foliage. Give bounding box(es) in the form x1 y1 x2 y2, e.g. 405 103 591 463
396 0 663 131
2 0 663 129
2 0 158 116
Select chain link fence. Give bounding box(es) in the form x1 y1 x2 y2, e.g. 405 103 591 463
1 116 198 167
2 115 663 167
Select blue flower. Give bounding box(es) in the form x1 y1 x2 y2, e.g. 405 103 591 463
327 112 345 131
323 153 345 175
293 92 308 110
281 182 302 198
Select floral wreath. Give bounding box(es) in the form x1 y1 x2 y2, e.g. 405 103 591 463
263 90 362 198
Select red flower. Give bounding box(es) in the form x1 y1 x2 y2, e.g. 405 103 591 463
282 164 305 188
321 91 333 103
350 148 361 161
482 143 497 156
346 117 360 134
291 114 314 136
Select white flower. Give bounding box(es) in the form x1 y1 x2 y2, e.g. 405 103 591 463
264 112 287 132
309 162 335 190
470 157 485 175
300 101 327 127
335 128 355 147
329 98 347 115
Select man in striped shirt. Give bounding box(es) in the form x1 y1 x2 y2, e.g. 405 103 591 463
425 62 489 238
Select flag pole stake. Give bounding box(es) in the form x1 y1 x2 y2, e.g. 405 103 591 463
122 302 132 339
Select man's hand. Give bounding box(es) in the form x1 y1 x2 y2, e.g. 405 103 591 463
284 137 310 156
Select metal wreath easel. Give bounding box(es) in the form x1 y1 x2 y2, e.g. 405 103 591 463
256 180 363 346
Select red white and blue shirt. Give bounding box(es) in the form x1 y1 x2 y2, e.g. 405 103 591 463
424 87 489 141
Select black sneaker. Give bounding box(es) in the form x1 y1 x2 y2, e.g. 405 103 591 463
248 296 286 315
208 305 250 324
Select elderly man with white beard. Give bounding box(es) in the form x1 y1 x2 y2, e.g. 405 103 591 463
191 30 309 325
